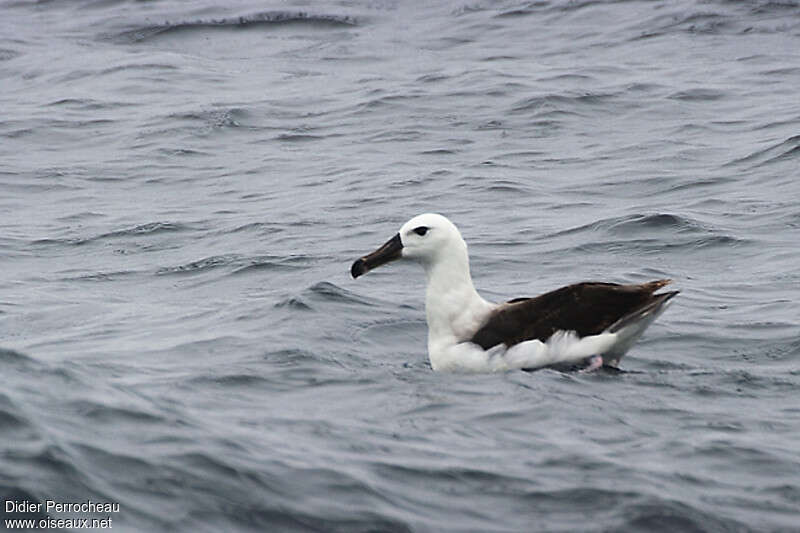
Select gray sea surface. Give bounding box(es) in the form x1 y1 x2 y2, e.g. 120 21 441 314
2 0 800 531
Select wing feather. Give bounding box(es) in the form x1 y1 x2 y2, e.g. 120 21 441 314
470 279 675 350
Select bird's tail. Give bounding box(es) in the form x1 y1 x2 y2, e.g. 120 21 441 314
603 290 679 367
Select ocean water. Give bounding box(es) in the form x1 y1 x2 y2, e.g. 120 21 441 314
1 0 799 531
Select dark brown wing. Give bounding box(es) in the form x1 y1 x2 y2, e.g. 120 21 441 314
470 279 675 350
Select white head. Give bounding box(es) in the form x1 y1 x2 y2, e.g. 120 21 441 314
351 213 468 278
398 213 467 264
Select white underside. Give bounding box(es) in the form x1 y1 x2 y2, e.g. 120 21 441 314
429 330 618 373
427 298 674 373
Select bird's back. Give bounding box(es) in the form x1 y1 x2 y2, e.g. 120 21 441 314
470 280 676 351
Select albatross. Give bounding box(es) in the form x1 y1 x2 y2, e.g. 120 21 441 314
351 213 677 372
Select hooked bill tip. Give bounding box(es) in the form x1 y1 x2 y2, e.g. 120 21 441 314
351 258 366 279
350 233 402 279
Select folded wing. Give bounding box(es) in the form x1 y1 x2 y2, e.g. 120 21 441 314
470 279 677 350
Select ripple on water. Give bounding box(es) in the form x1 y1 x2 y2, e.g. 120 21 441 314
30 221 195 248
725 134 800 169
108 11 358 44
156 254 309 277
615 499 749 532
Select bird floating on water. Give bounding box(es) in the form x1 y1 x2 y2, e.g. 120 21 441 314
351 213 677 373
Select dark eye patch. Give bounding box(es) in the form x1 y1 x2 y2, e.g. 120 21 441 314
413 226 429 236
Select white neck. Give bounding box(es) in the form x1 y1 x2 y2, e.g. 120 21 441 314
422 240 492 348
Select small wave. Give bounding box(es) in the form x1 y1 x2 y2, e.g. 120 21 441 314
760 65 800 76
510 92 618 114
573 234 745 255
166 451 250 482
494 7 540 19
307 281 367 304
1 127 35 139
31 221 193 247
59 270 140 283
44 98 116 111
485 180 532 194
353 94 420 115
111 11 357 44
274 297 313 311
70 442 159 482
263 347 327 367
56 211 106 223
168 107 250 129
635 10 740 39
110 222 190 237
0 48 21 61
0 408 27 431
226 222 288 235
18 442 86 481
0 392 30 431
415 73 449 83
665 175 734 193
626 81 668 93
187 372 273 387
618 499 748 532
539 224 747 261
717 368 799 393
159 253 310 278
257 348 355 387
749 1 800 15
419 148 458 156
274 281 385 312
372 462 533 493
274 133 325 142
491 1 608 18
606 213 707 235
157 147 210 157
1 349 85 392
365 129 423 143
475 119 505 130
676 11 736 34
99 62 179 75
231 256 309 276
70 400 166 425
690 438 791 473
544 213 712 240
726 134 800 168
157 254 239 276
0 347 34 364
668 88 727 101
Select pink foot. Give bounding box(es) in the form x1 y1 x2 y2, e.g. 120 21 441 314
580 355 603 373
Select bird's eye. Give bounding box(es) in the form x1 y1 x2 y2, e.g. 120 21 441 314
413 226 429 236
